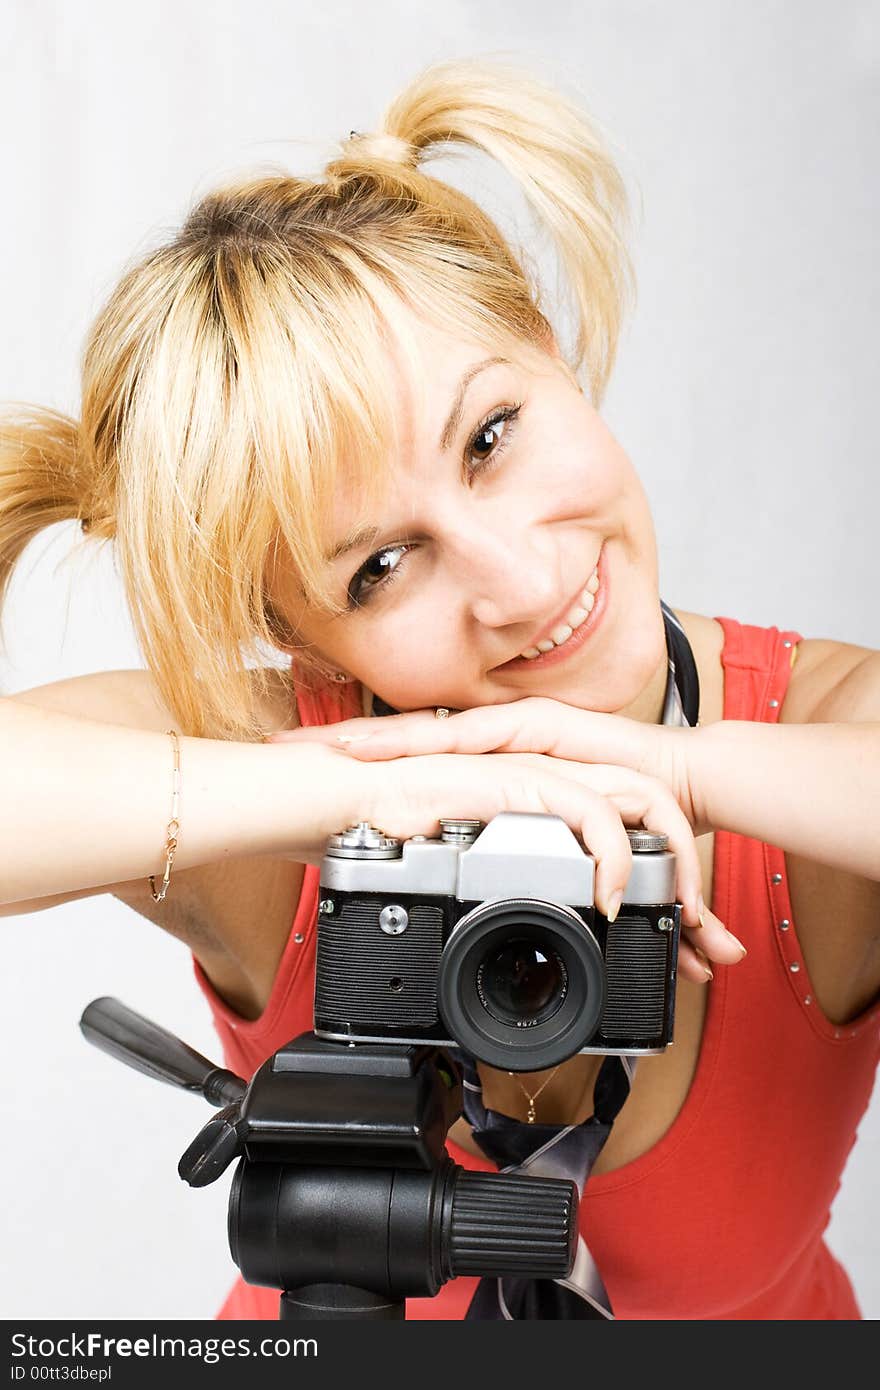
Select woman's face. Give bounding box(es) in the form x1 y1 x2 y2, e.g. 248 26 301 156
272 312 666 718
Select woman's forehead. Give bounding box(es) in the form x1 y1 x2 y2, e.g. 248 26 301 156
377 301 539 421
334 346 528 521
333 313 556 517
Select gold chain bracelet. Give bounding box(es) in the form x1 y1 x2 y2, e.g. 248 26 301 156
149 729 181 903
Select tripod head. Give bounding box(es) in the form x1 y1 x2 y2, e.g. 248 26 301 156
80 996 579 1319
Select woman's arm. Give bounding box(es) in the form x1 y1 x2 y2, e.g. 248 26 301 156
687 719 880 881
277 696 880 883
0 693 742 982
0 697 361 906
690 650 880 880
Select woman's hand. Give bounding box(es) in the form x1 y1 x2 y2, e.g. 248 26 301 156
271 717 745 984
272 697 703 828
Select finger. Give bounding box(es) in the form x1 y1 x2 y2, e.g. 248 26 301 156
682 907 748 966
492 762 635 919
268 717 379 745
677 937 714 983
354 753 635 920
610 786 746 966
380 754 637 920
523 757 705 931
620 779 704 931
331 701 589 761
555 765 746 967
333 706 526 758
385 746 702 929
536 758 748 965
367 753 729 980
336 700 656 779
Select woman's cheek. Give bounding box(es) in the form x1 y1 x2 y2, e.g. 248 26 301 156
366 627 446 700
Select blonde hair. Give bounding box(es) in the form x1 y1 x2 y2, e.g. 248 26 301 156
0 58 632 741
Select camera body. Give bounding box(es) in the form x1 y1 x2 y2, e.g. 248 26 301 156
314 812 681 1071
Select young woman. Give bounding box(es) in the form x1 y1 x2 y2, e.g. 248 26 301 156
1 59 877 1320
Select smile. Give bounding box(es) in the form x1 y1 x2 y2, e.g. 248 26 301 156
493 546 608 673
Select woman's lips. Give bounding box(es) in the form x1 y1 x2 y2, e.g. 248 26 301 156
493 545 608 674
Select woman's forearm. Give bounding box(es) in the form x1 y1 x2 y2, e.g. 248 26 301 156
689 719 880 880
0 698 359 905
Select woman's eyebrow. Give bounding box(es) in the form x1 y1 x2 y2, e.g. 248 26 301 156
326 355 511 563
327 523 382 564
438 355 510 449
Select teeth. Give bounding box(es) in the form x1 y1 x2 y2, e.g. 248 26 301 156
516 563 601 660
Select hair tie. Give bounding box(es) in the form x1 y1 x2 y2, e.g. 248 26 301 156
343 129 415 168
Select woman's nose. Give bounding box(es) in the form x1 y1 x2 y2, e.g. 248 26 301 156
456 528 560 629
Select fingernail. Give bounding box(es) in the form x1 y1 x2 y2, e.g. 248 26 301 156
725 929 747 957
606 891 623 924
696 894 706 927
336 734 373 744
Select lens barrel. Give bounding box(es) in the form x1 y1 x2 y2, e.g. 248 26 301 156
436 898 605 1071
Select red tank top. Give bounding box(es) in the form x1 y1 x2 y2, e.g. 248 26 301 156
193 618 880 1320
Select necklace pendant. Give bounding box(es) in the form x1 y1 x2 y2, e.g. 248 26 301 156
527 1103 536 1123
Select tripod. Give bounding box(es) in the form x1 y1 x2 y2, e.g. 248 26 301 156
80 997 579 1320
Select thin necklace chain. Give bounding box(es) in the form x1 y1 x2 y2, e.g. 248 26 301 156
507 1065 563 1124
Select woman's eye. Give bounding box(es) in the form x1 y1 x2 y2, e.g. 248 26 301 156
346 403 523 610
348 543 409 608
467 402 522 474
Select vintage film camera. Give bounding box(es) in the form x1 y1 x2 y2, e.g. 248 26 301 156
314 812 681 1071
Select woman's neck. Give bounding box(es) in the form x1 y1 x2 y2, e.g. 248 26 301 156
620 649 669 725
620 609 724 728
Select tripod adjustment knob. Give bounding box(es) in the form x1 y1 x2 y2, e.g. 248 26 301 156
449 1171 577 1278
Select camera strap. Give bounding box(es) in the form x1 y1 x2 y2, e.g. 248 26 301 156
455 602 699 1320
660 599 701 728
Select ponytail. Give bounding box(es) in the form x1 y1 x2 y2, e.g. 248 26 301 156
0 405 95 647
373 58 633 401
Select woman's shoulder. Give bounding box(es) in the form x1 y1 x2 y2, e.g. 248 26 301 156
781 635 878 725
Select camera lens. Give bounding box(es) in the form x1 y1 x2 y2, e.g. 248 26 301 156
476 940 568 1026
437 899 605 1071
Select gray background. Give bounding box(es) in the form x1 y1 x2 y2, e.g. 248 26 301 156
1 1 877 1319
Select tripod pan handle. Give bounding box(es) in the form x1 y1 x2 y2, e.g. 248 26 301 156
80 996 246 1105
